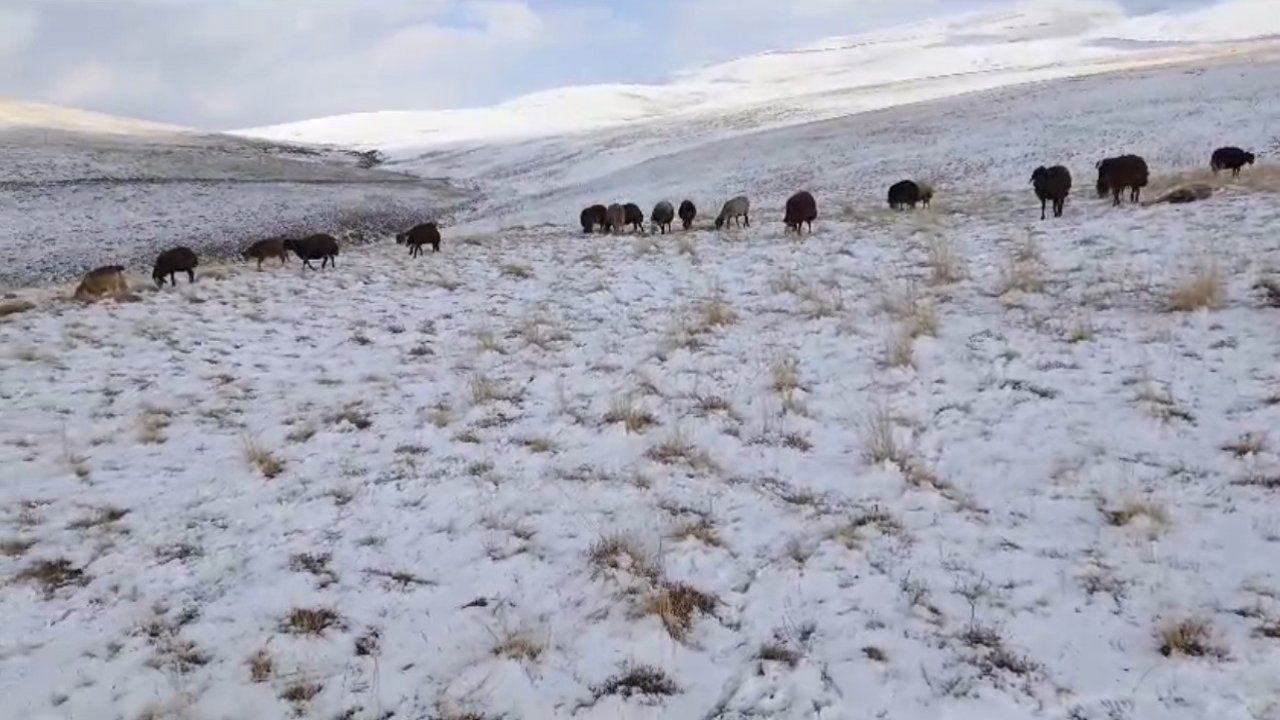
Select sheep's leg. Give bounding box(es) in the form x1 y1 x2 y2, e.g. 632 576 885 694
257 257 264 270
187 269 195 284
1040 198 1046 221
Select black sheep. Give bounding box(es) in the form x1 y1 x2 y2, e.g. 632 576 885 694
783 190 817 234
152 246 198 288
887 180 921 210
1030 165 1073 220
1095 154 1149 206
285 233 340 270
396 222 442 257
650 201 675 234
580 204 608 233
1211 146 1255 177
678 200 697 230
622 203 645 232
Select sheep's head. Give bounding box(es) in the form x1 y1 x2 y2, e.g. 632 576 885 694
1030 166 1047 185
714 216 725 230
152 269 167 288
395 232 407 245
1246 152 1256 164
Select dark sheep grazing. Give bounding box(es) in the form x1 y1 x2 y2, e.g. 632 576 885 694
678 200 697 230
887 180 921 210
285 233 340 270
242 238 289 269
783 190 817 234
1095 154 1149 206
580 204 608 233
605 203 625 234
1211 146 1255 177
651 201 675 234
623 203 645 232
152 246 198 288
1030 165 1073 220
396 222 442 257
714 196 750 230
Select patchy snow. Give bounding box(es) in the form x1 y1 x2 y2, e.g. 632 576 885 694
236 0 1280 182
0 100 478 290
4 43 1280 720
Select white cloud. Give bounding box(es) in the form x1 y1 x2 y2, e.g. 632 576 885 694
0 9 37 58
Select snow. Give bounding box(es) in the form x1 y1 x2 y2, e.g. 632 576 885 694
5 1 1280 718
0 100 478 290
5 44 1280 718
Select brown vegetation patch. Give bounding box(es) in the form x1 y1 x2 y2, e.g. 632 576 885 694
644 582 718 641
281 607 344 637
15 558 88 597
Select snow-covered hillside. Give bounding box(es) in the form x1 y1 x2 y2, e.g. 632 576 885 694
236 0 1280 223
0 99 478 290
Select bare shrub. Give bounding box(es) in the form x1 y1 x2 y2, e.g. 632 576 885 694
247 649 274 683
136 406 173 444
669 517 722 547
469 374 523 405
696 295 738 330
883 328 916 369
770 355 803 394
646 430 719 472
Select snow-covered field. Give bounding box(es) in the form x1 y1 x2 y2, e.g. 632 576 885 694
0 100 477 290
5 1 1280 718
7 53 1280 716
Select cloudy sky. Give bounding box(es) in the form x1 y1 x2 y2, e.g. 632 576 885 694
0 0 1209 130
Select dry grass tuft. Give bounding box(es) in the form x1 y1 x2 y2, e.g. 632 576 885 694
67 505 128 531
517 435 558 454
281 607 344 637
591 664 680 700
669 517 723 547
1102 499 1170 528
0 538 36 557
289 552 338 588
1222 433 1266 458
243 437 285 479
644 582 718 641
492 630 544 663
16 558 88 597
604 396 658 434
247 649 274 683
829 507 905 549
883 328 917 369
588 533 661 583
696 295 738 330
797 283 846 319
1168 261 1225 312
770 355 803 394
1157 617 1225 658
646 430 719 472
757 642 802 668
926 237 966 285
325 404 373 430
280 680 323 707
996 256 1047 296
501 263 534 280
136 406 173 444
469 374 524 405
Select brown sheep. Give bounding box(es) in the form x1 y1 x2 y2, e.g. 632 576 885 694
580 204 608 233
242 238 289 269
1211 146 1255 177
783 190 817 234
650 201 675 234
914 180 934 208
1095 154 1149 206
678 200 697 230
1030 165 1072 220
396 222 442 257
73 265 129 302
623 203 645 232
714 196 750 229
152 246 198 288
284 233 340 270
605 203 625 234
